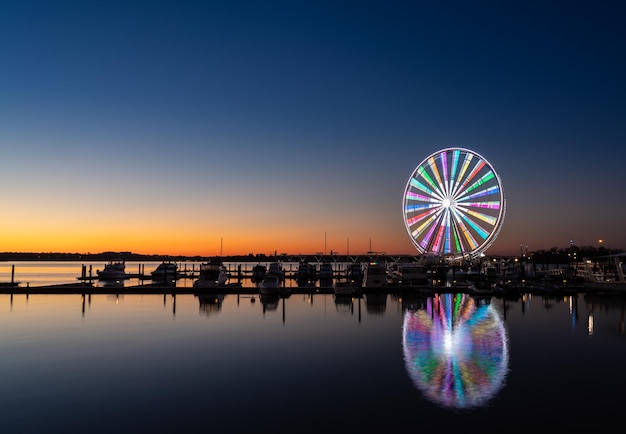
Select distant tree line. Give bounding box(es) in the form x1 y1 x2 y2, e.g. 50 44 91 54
0 246 621 264
527 245 623 265
0 251 287 262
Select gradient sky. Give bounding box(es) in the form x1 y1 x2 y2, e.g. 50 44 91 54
1 0 624 257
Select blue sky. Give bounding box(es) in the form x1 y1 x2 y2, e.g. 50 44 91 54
1 0 624 256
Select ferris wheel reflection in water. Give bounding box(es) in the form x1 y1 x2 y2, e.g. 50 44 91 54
402 293 509 409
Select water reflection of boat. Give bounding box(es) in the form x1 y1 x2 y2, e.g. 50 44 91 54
96 260 127 280
334 292 354 313
195 293 225 315
193 259 230 288
260 292 280 311
364 292 387 314
100 279 125 289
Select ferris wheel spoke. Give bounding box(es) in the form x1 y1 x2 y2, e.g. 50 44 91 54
446 211 466 255
449 222 465 253
409 212 439 245
440 150 450 197
405 191 442 213
449 149 462 186
457 171 495 200
456 185 500 203
453 202 498 227
419 211 446 251
455 154 473 185
440 210 452 254
458 210 491 241
458 161 486 192
450 209 482 250
405 201 438 214
407 206 441 229
410 175 445 202
461 200 501 210
432 222 447 253
458 173 498 203
426 157 448 197
450 154 475 200
465 209 498 227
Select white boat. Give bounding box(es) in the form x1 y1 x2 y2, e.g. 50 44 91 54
96 260 127 280
259 275 281 294
150 261 178 281
193 259 230 288
362 261 388 288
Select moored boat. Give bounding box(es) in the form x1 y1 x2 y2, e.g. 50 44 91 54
150 261 179 281
96 260 127 280
345 262 364 286
259 275 281 294
193 259 230 288
317 262 334 282
362 261 388 289
388 262 429 286
251 264 267 283
266 262 285 281
295 261 316 283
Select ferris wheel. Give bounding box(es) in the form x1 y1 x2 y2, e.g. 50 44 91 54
402 147 505 260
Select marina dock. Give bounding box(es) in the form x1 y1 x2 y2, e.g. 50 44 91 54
1 256 625 297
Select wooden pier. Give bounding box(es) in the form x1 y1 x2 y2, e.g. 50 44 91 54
2 260 625 297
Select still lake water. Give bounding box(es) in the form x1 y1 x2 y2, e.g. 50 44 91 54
1 261 625 433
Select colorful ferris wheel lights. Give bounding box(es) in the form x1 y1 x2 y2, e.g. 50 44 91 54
402 294 509 409
402 147 505 260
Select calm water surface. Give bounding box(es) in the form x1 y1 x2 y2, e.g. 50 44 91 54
0 262 625 433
